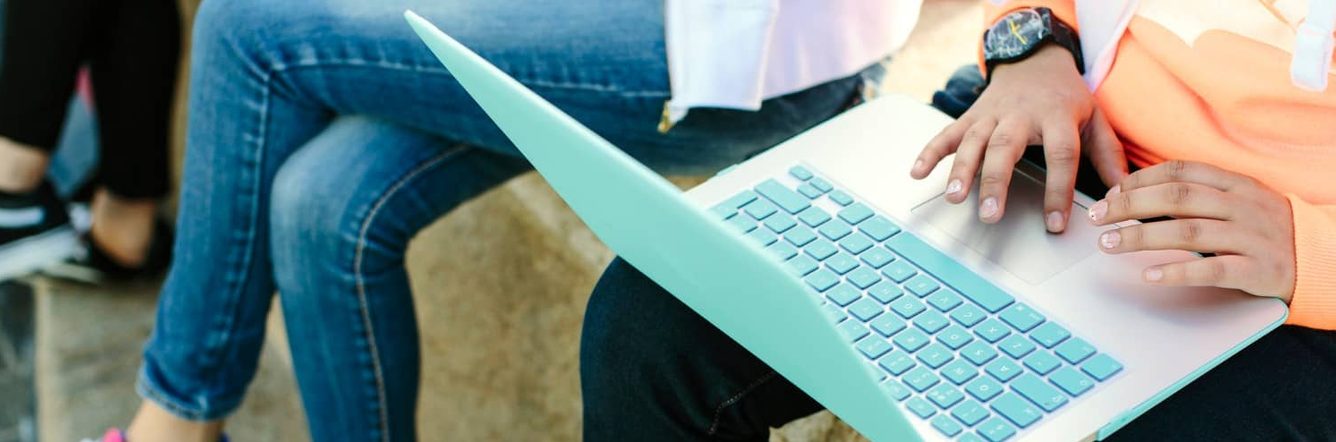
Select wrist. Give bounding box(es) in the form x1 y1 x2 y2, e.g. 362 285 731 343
989 44 1082 85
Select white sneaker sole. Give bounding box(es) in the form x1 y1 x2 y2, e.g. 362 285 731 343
0 226 78 281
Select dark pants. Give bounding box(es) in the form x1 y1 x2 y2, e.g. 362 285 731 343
0 0 180 199
579 67 1336 441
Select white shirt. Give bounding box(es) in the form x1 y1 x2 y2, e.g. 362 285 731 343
663 0 922 126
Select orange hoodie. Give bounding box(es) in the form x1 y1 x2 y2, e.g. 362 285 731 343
983 1 1336 330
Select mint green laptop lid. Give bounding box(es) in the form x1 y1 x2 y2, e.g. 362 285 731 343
405 11 915 441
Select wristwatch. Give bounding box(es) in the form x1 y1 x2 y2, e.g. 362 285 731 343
983 7 1084 81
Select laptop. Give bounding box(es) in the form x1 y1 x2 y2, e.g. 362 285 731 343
405 12 1288 441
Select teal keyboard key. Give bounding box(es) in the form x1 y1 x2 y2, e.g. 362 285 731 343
787 255 819 276
809 177 834 192
1055 337 1096 364
961 341 999 366
877 351 916 375
856 336 893 359
870 315 906 337
755 179 811 214
825 253 859 275
805 239 838 260
938 325 975 350
784 226 817 247
837 321 870 342
804 269 840 292
916 343 955 369
931 415 964 437
903 366 941 392
914 311 950 334
726 216 757 233
846 266 881 289
837 203 874 224
1012 373 1069 412
1029 322 1071 349
927 290 964 311
796 183 823 199
979 417 1018 442
965 376 1004 402
710 204 737 220
838 232 874 254
890 297 927 319
881 379 912 401
867 280 903 304
941 360 979 385
951 400 991 427
905 397 936 418
985 358 1023 382
766 241 798 261
1022 351 1062 375
742 199 778 220
745 229 777 246
999 304 1045 332
951 304 987 327
721 190 759 209
974 319 1012 343
999 335 1037 359
960 433 987 442
828 190 855 206
789 165 814 181
818 219 853 241
796 206 831 227
893 328 931 352
848 298 884 322
991 392 1043 428
927 384 965 409
859 216 902 241
1081 354 1124 381
859 247 895 268
1050 367 1095 397
885 234 1016 313
763 214 797 234
825 283 862 306
823 304 848 323
881 260 918 283
905 274 941 297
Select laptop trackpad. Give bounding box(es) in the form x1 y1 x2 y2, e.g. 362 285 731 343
909 172 1099 285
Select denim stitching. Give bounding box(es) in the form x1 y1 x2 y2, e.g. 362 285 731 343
353 144 471 442
707 370 779 436
267 59 670 98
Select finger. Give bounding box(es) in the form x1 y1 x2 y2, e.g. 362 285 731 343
1083 108 1130 187
1119 160 1250 194
976 118 1031 222
1090 182 1235 225
1041 118 1080 232
1098 219 1250 255
913 118 973 179
1143 255 1255 291
945 118 997 204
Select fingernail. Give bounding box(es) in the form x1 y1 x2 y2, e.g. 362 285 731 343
1100 230 1121 249
947 179 963 195
1105 185 1121 197
1088 200 1107 223
980 197 999 219
1145 267 1164 282
1046 211 1065 232
913 159 925 174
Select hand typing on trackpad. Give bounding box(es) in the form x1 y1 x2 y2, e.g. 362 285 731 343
909 171 1099 285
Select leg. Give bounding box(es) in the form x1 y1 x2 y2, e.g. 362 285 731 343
581 259 822 441
269 117 529 442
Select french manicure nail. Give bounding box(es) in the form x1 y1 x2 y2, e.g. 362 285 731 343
1046 211 1064 232
980 197 999 219
1145 268 1164 282
1100 231 1121 249
947 179 963 195
1088 200 1107 223
1106 184 1121 197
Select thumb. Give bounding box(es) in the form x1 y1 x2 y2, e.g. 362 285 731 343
1083 108 1129 187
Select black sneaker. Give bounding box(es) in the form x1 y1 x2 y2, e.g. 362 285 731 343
43 218 173 284
0 182 77 281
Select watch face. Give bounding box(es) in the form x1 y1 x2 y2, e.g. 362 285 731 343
986 9 1049 60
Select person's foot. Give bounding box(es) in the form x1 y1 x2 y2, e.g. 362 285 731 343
81 428 229 442
0 181 78 281
43 218 173 284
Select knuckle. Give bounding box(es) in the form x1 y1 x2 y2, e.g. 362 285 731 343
1166 160 1191 181
1116 193 1135 216
1203 259 1228 284
1179 220 1204 244
979 174 1007 188
989 132 1015 148
1046 144 1079 164
964 127 989 142
1168 183 1193 207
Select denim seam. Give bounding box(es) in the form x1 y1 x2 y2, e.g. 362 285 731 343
352 144 471 442
707 370 779 436
266 59 670 98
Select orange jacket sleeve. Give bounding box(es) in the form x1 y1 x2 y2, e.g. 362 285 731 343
1285 196 1336 330
979 1 1079 72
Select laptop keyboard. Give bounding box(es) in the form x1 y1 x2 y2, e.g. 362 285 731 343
710 165 1124 442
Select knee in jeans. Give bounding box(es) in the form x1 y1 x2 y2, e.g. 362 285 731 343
269 155 359 250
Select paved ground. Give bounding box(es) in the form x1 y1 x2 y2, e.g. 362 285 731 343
0 282 36 442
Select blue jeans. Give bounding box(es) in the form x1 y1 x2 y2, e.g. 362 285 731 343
136 0 879 440
579 68 1336 441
